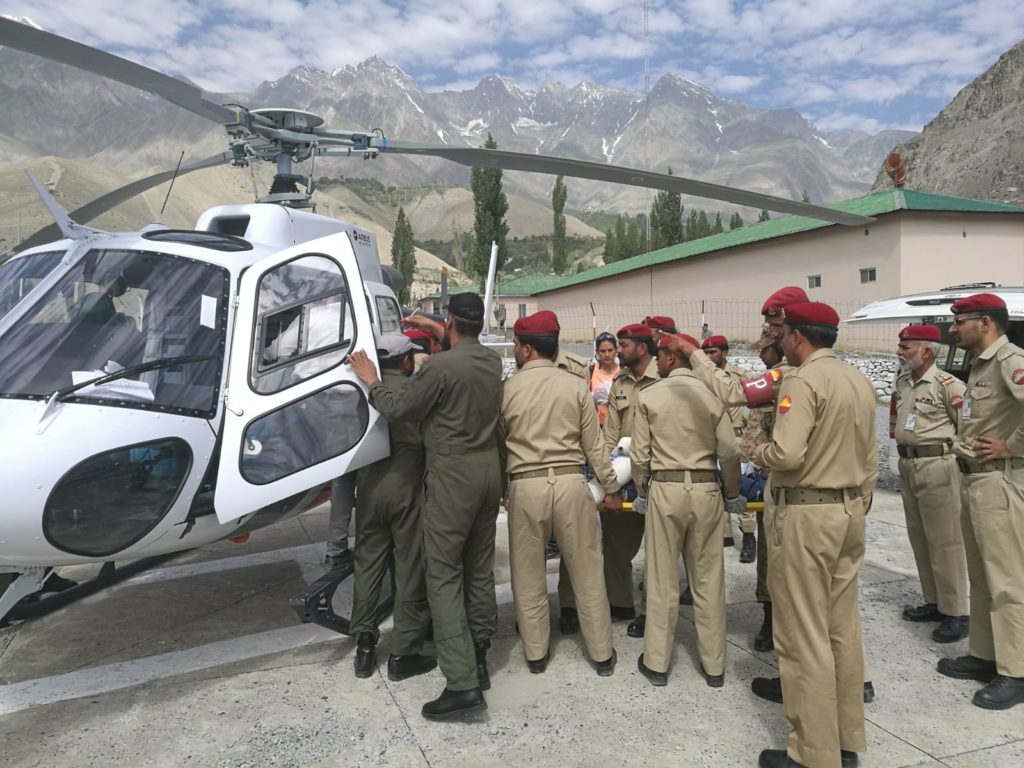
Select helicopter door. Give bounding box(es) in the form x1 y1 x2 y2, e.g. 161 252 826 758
214 234 389 523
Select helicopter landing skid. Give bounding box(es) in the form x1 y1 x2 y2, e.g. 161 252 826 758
289 562 395 636
1 555 177 626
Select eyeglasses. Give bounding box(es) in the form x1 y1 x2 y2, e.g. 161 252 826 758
596 333 616 344
952 315 984 326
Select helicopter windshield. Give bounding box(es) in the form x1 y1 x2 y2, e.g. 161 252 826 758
0 250 65 318
0 248 229 417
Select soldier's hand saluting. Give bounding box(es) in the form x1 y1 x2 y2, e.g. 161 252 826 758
347 349 380 387
654 329 698 358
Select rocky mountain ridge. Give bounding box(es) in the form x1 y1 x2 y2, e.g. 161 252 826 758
871 38 1024 206
0 44 915 216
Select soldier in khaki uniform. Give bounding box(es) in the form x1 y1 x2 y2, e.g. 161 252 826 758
738 333 786 650
603 324 660 623
349 292 502 720
350 334 434 681
499 311 621 674
753 301 877 768
937 293 1024 710
701 334 755 554
632 333 743 687
893 324 969 642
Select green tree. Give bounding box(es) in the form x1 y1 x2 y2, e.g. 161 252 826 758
758 208 771 223
695 210 711 239
469 133 510 286
729 212 744 230
603 226 618 263
551 175 568 274
614 215 628 260
625 218 643 258
390 206 415 305
649 168 684 250
712 212 724 234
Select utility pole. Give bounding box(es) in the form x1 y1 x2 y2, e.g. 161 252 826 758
642 0 652 248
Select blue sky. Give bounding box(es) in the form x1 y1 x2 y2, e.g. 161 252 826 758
6 1 1023 134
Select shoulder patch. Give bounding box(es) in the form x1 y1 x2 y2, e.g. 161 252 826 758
950 394 964 409
778 395 793 414
1013 368 1024 386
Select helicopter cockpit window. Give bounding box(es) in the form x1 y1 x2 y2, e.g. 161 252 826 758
0 249 65 318
0 248 229 417
251 255 354 395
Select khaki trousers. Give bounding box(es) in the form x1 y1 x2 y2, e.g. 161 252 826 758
643 480 726 676
898 455 968 616
508 472 613 663
602 508 645 610
767 493 867 768
961 465 1024 677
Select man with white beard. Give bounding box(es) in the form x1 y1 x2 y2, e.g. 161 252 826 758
893 325 970 643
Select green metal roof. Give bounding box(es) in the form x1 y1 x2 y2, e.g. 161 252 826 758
534 189 1024 294
497 273 566 296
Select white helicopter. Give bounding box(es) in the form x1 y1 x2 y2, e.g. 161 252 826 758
0 18 872 628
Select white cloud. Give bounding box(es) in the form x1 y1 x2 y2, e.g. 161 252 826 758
5 0 1020 133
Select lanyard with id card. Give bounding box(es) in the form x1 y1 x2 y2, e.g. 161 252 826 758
961 395 973 422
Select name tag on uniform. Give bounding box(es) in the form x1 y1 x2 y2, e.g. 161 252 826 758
961 396 972 422
904 412 917 431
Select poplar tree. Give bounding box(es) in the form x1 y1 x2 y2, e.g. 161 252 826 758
469 133 510 286
551 175 568 274
390 206 415 305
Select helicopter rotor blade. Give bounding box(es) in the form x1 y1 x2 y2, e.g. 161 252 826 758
363 142 873 226
12 152 233 254
0 19 238 125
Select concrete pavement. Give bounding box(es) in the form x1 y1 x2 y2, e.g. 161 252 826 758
1 490 1022 767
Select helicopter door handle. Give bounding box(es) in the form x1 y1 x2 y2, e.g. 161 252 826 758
223 390 244 417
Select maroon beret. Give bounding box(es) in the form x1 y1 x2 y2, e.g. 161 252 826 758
782 301 840 329
644 315 677 332
898 324 941 342
403 328 433 342
701 334 729 350
514 311 560 337
761 286 809 317
617 323 654 340
950 293 1006 314
659 332 699 350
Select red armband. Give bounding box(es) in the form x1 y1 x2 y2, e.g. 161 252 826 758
741 369 784 407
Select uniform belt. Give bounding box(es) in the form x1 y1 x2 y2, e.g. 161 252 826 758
773 486 861 505
509 466 584 481
896 444 948 459
956 457 1024 475
651 469 718 484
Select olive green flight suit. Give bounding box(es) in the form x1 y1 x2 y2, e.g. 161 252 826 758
953 335 1024 677
350 369 431 653
754 348 877 768
894 364 968 617
369 337 503 692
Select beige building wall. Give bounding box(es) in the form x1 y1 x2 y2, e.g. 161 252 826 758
899 213 1024 293
537 217 904 350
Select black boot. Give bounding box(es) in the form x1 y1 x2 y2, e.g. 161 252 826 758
475 641 491 691
932 615 969 643
387 653 437 682
739 533 756 563
353 632 376 679
758 749 807 767
754 602 774 652
973 675 1024 710
937 654 997 682
626 614 646 638
421 687 486 719
679 586 693 606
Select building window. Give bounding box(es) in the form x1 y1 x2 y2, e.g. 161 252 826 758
860 267 876 284
807 274 821 289
518 303 527 318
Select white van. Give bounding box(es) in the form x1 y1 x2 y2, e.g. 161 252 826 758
846 282 1024 382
